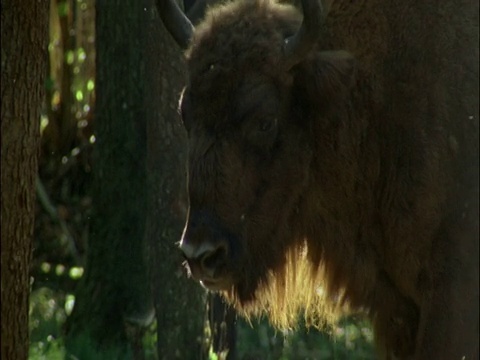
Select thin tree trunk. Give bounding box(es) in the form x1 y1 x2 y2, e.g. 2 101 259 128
208 293 237 360
1 0 49 359
144 2 206 358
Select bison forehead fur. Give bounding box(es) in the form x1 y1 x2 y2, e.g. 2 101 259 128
170 0 478 358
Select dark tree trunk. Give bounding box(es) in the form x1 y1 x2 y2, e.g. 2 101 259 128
1 0 49 359
208 293 237 360
65 0 152 357
143 2 206 358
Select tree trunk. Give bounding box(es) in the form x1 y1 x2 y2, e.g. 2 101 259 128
65 0 152 357
143 2 206 358
1 0 49 359
208 293 237 360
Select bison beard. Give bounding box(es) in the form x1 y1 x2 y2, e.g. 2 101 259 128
157 0 479 359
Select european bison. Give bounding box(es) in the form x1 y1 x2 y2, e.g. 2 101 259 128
156 0 479 358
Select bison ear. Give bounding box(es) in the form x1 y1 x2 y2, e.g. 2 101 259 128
294 50 356 112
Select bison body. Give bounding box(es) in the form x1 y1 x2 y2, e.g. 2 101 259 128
158 0 479 358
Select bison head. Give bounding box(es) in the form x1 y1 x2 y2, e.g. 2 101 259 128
157 0 356 317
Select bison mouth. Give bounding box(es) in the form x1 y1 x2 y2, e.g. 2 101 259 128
182 254 236 292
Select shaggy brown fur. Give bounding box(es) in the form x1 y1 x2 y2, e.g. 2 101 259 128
170 0 479 358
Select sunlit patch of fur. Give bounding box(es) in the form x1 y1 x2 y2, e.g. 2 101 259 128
223 242 343 331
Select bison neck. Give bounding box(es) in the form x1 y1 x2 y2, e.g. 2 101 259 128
300 74 453 315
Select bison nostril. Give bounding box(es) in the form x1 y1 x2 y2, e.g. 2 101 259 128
201 245 227 274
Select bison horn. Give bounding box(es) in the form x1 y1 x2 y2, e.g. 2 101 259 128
156 0 194 49
283 0 325 69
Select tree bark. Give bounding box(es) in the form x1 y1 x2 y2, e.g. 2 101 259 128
144 2 206 358
208 293 237 360
1 0 49 359
65 0 152 357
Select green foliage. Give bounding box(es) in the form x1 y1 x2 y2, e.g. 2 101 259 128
29 286 376 359
29 338 65 360
236 316 376 360
57 1 69 17
29 288 68 343
65 333 133 360
142 321 159 360
29 288 68 360
29 287 158 360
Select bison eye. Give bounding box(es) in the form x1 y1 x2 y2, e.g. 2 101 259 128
245 116 278 149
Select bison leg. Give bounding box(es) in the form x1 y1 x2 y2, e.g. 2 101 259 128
415 196 479 360
370 272 419 359
415 272 478 360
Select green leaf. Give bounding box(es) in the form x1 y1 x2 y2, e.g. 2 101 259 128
75 90 84 101
57 1 69 17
